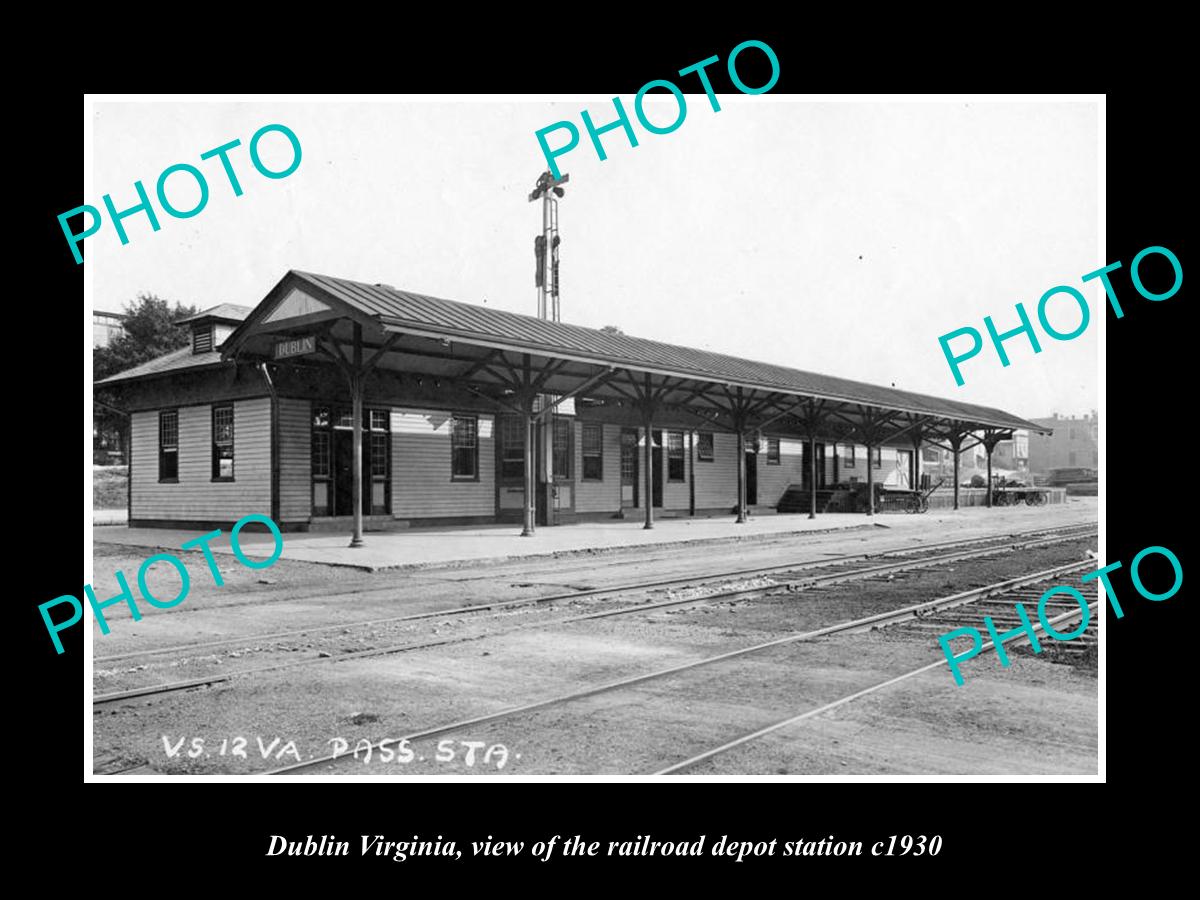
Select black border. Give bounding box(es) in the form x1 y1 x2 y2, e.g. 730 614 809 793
27 25 1189 885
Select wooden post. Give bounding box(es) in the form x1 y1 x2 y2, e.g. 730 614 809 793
951 434 962 511
808 432 817 519
735 426 747 523
865 441 875 516
912 433 922 490
349 323 364 548
688 430 696 517
986 438 994 508
522 408 535 536
642 424 654 530
521 356 535 537
643 374 654 530
258 362 281 526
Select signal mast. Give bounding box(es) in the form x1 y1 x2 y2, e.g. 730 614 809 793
524 171 569 535
529 171 568 321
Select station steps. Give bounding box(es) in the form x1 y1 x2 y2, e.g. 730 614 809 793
775 485 844 514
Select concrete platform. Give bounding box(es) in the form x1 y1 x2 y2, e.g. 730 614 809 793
92 499 1098 572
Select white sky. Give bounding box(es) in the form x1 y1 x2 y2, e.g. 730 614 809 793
90 98 1099 420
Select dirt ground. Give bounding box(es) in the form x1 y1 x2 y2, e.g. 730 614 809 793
90 505 1099 777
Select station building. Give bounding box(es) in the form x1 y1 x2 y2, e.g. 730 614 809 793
96 270 1048 540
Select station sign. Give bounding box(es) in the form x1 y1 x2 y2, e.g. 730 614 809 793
273 334 317 359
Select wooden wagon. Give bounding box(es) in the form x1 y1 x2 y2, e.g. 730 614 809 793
992 485 1050 506
877 479 943 514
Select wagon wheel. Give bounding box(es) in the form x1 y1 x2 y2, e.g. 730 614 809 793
917 496 929 514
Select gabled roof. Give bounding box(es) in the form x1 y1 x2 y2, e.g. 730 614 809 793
178 303 253 326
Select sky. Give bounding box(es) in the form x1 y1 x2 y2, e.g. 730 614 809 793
89 98 1099 421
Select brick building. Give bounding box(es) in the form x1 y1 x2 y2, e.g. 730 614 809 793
1028 412 1098 475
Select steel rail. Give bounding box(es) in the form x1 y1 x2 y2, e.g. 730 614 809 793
652 601 1098 775
265 559 1093 775
93 535 1095 706
96 522 1095 664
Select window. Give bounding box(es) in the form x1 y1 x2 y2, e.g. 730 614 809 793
370 432 388 478
552 417 573 479
1092 449 1098 463
620 429 638 490
667 431 685 481
500 415 525 482
582 422 603 481
873 446 882 468
922 447 940 463
212 405 235 480
368 407 391 514
843 444 856 468
1069 427 1076 440
451 415 478 480
697 431 714 462
766 438 781 465
158 410 178 482
192 325 213 354
311 406 331 516
1069 451 1077 465
311 430 330 477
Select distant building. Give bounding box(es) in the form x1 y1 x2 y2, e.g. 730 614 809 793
1028 411 1098 474
992 430 1029 475
93 310 126 347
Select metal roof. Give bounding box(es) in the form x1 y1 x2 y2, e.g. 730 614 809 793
177 303 253 325
286 271 1044 433
95 346 227 385
98 269 1045 435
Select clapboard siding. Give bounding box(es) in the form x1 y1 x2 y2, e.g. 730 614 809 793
130 399 271 521
392 409 495 518
834 443 910 486
693 432 738 510
756 438 806 507
575 422 622 513
278 398 311 523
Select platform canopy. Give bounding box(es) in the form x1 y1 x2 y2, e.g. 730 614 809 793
221 269 1047 446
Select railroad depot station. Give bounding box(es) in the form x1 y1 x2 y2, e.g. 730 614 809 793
97 269 1053 550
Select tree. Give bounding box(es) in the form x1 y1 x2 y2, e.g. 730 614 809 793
600 325 625 336
94 294 198 463
95 294 198 380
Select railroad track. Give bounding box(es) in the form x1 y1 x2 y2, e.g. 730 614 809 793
93 524 1095 707
261 558 1097 776
96 521 1095 666
654 595 1099 774
93 524 1096 706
